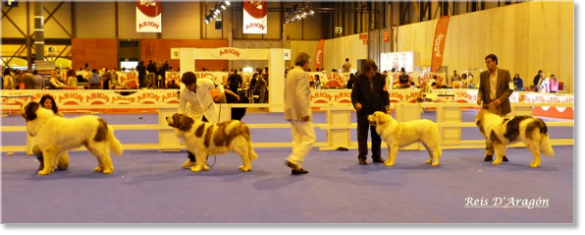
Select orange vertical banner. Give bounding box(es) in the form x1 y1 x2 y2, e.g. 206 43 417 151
431 16 450 72
314 39 325 71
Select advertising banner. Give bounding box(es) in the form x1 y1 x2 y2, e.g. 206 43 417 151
136 0 162 33
243 1 267 34
430 16 450 72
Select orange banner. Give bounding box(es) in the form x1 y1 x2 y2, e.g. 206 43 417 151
314 39 325 71
431 16 450 72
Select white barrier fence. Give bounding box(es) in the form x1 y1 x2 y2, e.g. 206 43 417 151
0 102 574 155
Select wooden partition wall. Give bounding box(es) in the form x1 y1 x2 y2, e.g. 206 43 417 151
71 39 118 70
141 39 229 72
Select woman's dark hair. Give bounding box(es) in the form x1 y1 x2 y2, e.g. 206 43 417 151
181 72 197 85
361 60 378 73
39 94 59 114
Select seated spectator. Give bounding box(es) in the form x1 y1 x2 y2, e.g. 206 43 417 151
513 73 524 91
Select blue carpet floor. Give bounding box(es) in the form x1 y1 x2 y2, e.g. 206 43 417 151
1 146 574 223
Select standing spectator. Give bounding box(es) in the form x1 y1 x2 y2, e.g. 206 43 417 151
136 61 147 88
32 70 45 89
284 52 315 175
346 73 356 89
351 60 389 165
13 69 23 89
476 54 513 162
227 69 243 95
248 72 258 99
342 58 351 73
513 73 523 91
88 69 101 89
538 74 550 93
549 74 559 93
451 70 461 84
159 60 169 89
533 70 543 92
257 70 267 103
102 72 112 90
3 68 14 90
21 71 35 89
146 60 157 89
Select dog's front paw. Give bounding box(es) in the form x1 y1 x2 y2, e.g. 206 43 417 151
94 166 104 172
425 159 432 164
431 161 439 166
384 161 395 167
492 160 502 165
202 164 210 171
102 169 113 174
38 169 52 175
190 165 203 172
239 165 251 172
529 162 540 168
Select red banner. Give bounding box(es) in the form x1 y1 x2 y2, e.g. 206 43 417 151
430 16 450 72
383 32 389 42
136 0 161 33
243 1 267 34
314 39 325 71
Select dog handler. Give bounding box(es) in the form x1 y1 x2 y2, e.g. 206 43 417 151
476 54 514 162
177 72 220 168
32 95 68 171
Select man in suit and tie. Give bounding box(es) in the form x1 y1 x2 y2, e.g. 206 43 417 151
476 54 514 162
351 60 390 165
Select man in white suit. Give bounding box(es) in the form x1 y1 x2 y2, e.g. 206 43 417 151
284 52 315 175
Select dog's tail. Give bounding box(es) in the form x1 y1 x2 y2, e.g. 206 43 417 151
535 119 554 157
248 141 258 161
540 133 554 157
106 125 124 156
243 124 258 161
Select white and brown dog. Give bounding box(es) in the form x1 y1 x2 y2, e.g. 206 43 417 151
475 109 554 167
22 102 123 175
367 111 442 166
166 113 258 172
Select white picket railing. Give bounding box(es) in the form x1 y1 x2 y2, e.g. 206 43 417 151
0 102 574 155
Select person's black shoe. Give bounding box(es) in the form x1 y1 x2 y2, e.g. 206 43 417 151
291 168 309 175
285 160 301 170
372 158 386 163
484 155 493 161
502 155 509 162
358 158 367 165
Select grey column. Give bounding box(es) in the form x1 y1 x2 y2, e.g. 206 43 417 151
34 1 44 61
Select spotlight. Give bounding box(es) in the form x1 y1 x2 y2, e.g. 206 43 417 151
284 1 315 24
224 1 230 6
221 4 226 10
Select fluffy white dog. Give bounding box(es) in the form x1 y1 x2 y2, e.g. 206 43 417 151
22 102 123 175
367 111 442 166
166 113 258 172
475 109 554 167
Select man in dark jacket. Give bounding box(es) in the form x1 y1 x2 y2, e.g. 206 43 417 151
533 70 542 92
227 69 243 95
159 60 169 89
351 60 390 165
136 61 147 88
